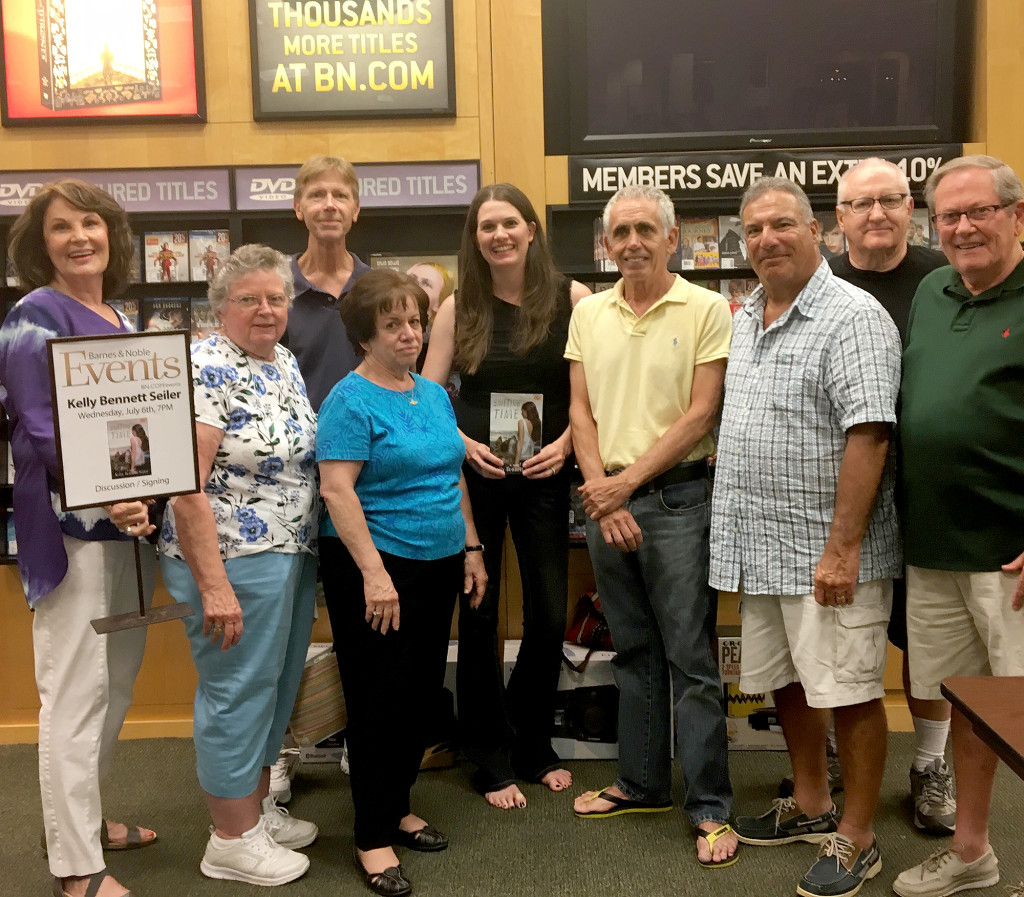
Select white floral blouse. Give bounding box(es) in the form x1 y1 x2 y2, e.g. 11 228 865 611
158 332 319 560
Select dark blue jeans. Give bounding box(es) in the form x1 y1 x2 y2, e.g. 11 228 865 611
585 476 732 826
457 466 569 789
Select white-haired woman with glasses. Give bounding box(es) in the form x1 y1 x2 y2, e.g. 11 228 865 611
158 244 320 886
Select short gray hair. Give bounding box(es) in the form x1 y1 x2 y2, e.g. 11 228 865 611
602 185 676 237
837 157 910 201
208 244 294 313
924 154 1023 211
739 177 814 224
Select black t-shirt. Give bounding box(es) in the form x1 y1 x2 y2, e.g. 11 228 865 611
454 279 572 446
829 244 947 343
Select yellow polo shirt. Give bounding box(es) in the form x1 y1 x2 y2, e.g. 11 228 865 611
564 275 731 469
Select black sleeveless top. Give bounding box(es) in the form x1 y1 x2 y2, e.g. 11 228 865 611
454 279 572 447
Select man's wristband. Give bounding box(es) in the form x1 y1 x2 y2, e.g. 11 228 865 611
465 544 484 552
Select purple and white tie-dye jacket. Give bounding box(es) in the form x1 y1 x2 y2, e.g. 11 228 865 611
0 287 133 606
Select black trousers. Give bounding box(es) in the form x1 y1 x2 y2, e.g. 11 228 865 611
320 537 460 850
457 467 570 790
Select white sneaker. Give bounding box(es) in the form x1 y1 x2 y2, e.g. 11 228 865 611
261 795 318 849
269 747 301 804
200 816 310 885
893 846 999 897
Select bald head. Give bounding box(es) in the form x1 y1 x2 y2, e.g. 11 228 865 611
836 158 914 270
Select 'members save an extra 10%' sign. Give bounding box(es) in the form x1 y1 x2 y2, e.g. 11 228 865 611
48 331 200 510
248 0 455 120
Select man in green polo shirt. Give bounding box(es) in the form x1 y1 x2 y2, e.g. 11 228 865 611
894 154 1024 897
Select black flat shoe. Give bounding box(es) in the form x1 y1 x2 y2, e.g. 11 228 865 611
395 824 449 852
353 846 411 897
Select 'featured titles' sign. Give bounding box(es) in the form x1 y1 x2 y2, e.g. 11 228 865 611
248 0 455 120
48 331 200 510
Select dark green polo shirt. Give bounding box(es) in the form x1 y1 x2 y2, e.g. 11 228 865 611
900 255 1024 570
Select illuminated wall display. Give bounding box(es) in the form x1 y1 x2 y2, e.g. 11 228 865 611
0 0 205 125
248 0 455 120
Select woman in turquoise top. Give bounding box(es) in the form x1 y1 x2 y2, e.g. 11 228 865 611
317 270 486 897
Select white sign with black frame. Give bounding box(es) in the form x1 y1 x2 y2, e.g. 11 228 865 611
47 330 200 511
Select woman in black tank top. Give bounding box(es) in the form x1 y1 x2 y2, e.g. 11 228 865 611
423 184 591 809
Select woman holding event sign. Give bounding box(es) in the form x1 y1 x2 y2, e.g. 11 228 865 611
158 244 320 887
0 179 159 897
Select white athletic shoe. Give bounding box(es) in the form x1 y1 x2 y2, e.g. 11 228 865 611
269 746 301 804
260 795 318 849
200 816 310 886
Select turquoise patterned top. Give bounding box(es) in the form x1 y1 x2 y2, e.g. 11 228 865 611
159 332 318 560
316 372 466 560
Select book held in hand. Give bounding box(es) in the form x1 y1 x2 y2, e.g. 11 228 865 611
489 392 543 475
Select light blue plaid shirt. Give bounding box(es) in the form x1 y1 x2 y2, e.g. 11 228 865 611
709 260 902 595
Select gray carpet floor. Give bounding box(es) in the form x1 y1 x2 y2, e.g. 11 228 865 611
12 734 1024 897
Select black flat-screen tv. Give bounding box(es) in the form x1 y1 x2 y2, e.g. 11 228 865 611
544 0 969 155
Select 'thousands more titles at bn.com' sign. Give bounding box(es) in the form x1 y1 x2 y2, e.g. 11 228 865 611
249 0 456 118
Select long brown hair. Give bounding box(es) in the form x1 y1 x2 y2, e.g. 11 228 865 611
454 184 562 375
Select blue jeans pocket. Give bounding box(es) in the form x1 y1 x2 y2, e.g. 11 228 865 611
833 601 889 683
657 478 709 514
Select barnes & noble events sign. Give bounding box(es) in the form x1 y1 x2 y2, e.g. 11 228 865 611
248 0 455 120
48 331 200 510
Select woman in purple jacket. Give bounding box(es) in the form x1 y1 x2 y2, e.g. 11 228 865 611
0 180 158 897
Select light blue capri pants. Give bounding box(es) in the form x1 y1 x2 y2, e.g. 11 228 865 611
160 550 317 798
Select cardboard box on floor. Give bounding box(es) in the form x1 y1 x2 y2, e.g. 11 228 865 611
718 626 787 750
504 640 619 760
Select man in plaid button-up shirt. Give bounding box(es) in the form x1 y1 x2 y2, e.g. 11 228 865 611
711 178 901 897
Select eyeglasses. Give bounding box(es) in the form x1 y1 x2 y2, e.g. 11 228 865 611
930 202 1014 228
228 293 289 310
838 193 908 214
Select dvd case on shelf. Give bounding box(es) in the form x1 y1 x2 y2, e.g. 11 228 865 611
190 300 218 341
369 252 459 304
108 298 140 331
815 211 845 259
189 230 231 282
717 216 748 268
141 298 189 332
720 278 759 315
680 218 719 270
144 231 188 283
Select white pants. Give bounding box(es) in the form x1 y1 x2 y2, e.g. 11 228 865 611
33 536 154 878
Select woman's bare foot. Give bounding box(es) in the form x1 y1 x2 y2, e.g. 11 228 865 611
573 784 627 814
358 845 401 875
398 812 428 833
485 783 526 809
696 821 738 865
540 768 572 792
105 820 157 848
58 872 130 897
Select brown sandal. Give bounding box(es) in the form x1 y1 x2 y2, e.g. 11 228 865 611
99 821 158 851
52 868 133 897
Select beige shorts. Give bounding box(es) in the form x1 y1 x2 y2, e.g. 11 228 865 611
739 580 892 709
906 566 1024 700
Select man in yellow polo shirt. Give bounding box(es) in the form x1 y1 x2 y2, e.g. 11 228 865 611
566 185 737 869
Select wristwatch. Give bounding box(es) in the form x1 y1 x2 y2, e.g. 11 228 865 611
465 544 484 552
